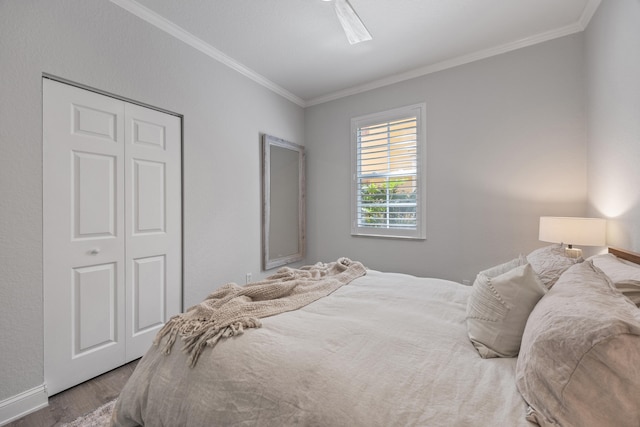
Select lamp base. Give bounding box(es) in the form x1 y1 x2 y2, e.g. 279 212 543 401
564 247 583 259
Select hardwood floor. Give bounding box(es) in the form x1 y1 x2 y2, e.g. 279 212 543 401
7 359 139 427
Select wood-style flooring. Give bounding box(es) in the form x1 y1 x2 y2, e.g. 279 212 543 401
6 359 139 427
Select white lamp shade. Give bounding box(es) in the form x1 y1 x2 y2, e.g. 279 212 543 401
539 217 607 247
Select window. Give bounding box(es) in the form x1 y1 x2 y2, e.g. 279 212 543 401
351 103 426 239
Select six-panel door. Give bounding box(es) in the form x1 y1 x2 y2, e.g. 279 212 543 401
43 79 182 395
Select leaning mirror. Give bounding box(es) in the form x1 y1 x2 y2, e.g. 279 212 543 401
262 134 306 270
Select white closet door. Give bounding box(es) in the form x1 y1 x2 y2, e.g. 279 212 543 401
124 103 182 359
43 79 182 395
44 80 127 395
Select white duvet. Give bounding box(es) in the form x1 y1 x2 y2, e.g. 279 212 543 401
112 270 532 426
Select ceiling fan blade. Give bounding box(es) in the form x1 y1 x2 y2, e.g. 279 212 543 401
333 0 372 45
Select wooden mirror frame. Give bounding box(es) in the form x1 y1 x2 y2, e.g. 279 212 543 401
262 134 306 270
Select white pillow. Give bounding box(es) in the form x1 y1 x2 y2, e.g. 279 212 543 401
527 243 582 289
466 259 546 358
589 253 640 283
615 280 640 307
479 255 527 278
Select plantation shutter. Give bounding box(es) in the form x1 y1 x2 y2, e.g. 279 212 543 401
351 103 425 239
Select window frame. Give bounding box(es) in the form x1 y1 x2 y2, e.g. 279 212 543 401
350 103 427 239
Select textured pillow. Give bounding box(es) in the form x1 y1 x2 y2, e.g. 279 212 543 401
526 243 581 289
479 255 527 278
516 261 640 427
589 253 640 307
589 253 640 283
615 280 640 307
466 257 545 358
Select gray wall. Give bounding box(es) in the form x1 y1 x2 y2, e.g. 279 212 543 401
305 34 588 283
0 0 303 401
585 0 640 251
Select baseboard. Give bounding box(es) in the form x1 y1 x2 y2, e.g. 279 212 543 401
0 385 48 426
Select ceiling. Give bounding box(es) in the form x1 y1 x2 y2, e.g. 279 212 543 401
112 0 601 107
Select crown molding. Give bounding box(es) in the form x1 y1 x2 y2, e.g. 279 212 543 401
578 0 602 29
306 18 594 106
111 0 601 109
109 0 305 107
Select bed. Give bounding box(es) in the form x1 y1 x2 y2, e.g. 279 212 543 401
112 247 640 427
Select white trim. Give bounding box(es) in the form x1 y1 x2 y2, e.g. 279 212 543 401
578 0 602 29
0 385 48 426
306 20 589 106
306 0 602 106
109 0 305 107
351 103 427 240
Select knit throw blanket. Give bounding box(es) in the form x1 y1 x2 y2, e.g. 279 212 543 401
155 257 366 366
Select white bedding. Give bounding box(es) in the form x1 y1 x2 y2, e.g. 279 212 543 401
113 270 532 426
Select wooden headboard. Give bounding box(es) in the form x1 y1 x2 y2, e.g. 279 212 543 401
609 247 640 265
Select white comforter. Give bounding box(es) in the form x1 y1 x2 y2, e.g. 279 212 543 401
112 270 532 426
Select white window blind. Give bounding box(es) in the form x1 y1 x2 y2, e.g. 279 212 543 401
351 103 426 239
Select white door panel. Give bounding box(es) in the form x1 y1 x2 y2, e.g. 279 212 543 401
72 104 118 141
73 263 118 353
44 79 182 394
72 151 118 239
44 80 126 395
132 159 166 235
132 255 166 335
125 103 181 359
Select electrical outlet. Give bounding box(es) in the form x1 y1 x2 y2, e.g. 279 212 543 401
246 273 252 284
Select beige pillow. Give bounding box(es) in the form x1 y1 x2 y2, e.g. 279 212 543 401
479 255 527 278
466 258 546 358
590 253 640 282
589 254 640 306
526 243 581 289
615 280 640 307
516 261 640 427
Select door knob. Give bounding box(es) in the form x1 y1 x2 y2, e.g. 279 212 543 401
89 248 100 255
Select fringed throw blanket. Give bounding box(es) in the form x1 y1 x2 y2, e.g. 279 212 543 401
155 257 366 366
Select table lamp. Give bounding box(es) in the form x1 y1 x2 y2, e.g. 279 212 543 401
539 216 607 259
